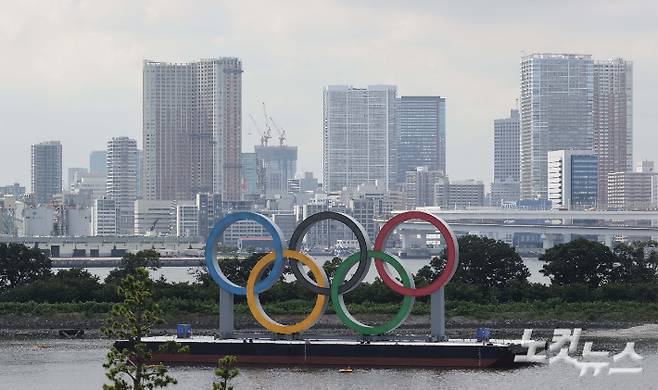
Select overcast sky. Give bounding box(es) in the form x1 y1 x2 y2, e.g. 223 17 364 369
1 0 657 190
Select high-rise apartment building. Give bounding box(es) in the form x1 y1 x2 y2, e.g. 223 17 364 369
350 196 377 239
435 178 485 209
196 192 222 239
323 85 397 192
491 109 520 205
296 197 352 249
240 153 260 198
547 150 598 209
0 183 26 197
106 137 138 235
136 149 143 199
143 58 242 201
404 167 444 209
255 145 297 197
92 198 118 236
594 58 633 208
607 172 652 210
520 54 594 200
396 96 446 182
176 201 199 237
635 161 658 208
636 160 655 174
89 151 107 176
31 141 62 204
133 200 175 235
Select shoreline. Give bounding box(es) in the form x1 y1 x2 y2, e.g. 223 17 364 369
2 312 654 340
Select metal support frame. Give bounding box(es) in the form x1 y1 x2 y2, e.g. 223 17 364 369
219 289 234 338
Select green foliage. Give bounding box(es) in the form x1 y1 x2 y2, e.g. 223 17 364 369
213 355 239 390
322 257 343 279
193 252 283 292
105 250 162 284
212 252 269 286
2 238 658 326
0 300 113 314
102 268 184 390
1 297 657 321
541 238 618 287
612 241 658 283
0 243 51 291
416 235 530 288
0 268 109 303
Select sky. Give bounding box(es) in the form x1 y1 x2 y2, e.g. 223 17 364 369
1 0 657 190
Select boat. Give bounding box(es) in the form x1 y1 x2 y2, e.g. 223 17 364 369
334 240 360 257
339 367 353 373
118 336 528 368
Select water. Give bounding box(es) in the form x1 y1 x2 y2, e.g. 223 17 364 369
53 266 200 284
55 257 550 285
0 339 655 389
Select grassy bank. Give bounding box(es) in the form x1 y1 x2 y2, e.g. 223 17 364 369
2 299 658 322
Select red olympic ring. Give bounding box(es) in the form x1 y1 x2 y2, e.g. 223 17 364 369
374 211 459 297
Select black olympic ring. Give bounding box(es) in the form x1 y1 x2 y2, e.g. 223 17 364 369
288 211 371 295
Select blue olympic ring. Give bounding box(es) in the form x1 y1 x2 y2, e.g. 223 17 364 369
204 211 285 295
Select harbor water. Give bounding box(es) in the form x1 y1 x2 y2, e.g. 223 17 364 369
0 338 656 389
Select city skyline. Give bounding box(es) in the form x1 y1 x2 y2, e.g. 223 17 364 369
2 1 657 189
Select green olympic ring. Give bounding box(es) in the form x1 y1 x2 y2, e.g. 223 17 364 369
331 250 415 335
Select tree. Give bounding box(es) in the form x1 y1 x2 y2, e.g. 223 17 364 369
322 257 343 279
0 268 103 303
102 267 185 390
202 252 269 286
213 355 239 390
105 250 162 284
0 243 51 291
540 238 617 288
611 241 658 283
416 235 529 288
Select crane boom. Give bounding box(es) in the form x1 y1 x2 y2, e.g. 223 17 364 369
261 102 273 146
249 113 270 146
268 116 286 146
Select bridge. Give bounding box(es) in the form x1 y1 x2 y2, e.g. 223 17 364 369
387 208 658 251
0 235 203 257
408 207 658 222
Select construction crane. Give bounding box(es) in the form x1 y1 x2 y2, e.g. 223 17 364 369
261 102 274 146
268 116 287 146
263 102 272 146
249 113 271 146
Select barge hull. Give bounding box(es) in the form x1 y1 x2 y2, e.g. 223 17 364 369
120 337 524 368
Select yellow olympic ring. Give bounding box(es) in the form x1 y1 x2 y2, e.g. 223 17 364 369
246 249 329 334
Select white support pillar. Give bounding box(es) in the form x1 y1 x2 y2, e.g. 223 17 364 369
219 289 234 338
430 288 446 341
603 234 614 249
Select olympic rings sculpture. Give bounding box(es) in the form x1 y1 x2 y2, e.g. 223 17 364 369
205 210 459 335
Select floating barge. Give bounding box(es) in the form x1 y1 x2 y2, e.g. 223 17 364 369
121 336 527 368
